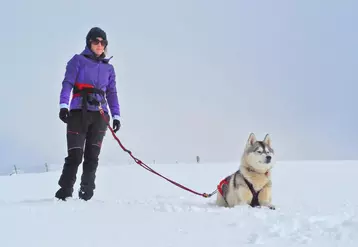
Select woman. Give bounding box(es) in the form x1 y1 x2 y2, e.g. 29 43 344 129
55 27 121 201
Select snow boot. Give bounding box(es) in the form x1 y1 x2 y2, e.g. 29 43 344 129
78 187 94 201
55 187 74 201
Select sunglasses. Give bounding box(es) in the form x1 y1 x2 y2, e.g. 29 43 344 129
91 38 108 47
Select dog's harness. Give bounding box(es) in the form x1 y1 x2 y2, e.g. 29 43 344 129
237 171 261 207
217 175 231 206
217 170 268 207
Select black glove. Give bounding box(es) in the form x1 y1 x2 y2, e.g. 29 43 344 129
113 119 121 133
59 108 69 123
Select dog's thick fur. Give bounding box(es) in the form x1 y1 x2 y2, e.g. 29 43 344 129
215 133 276 209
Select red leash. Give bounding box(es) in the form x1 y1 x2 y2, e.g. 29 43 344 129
98 105 217 198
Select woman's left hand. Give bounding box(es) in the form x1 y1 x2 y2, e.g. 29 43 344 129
113 119 121 132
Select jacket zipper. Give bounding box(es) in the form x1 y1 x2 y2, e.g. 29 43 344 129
97 63 100 88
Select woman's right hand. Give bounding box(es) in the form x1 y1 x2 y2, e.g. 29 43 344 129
59 108 69 123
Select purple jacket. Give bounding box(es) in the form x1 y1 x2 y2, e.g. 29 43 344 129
59 46 120 119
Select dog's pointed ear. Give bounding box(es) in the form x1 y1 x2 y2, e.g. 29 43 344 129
263 134 272 147
246 133 257 147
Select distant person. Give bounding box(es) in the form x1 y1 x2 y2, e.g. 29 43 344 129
55 27 121 201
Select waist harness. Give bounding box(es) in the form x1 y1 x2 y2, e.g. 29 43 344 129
217 170 262 207
72 82 106 130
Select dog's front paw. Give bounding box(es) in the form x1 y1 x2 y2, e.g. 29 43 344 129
261 202 276 210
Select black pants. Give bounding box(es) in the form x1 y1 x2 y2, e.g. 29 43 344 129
58 110 109 191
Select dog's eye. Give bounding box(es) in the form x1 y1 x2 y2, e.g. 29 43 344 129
257 150 262 154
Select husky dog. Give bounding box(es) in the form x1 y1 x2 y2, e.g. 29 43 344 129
215 133 276 210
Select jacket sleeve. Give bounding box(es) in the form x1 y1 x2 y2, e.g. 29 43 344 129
106 65 120 119
59 55 79 108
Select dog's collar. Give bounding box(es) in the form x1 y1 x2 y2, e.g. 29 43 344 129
246 167 270 176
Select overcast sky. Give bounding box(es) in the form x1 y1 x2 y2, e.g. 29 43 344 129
1 0 357 173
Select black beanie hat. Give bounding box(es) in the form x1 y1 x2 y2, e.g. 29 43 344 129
86 27 107 48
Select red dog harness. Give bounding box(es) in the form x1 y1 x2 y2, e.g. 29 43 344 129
217 176 231 197
217 170 269 208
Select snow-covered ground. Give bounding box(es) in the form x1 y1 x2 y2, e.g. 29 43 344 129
0 160 357 246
